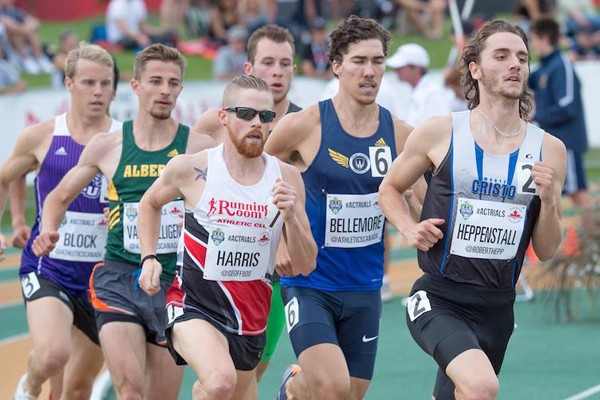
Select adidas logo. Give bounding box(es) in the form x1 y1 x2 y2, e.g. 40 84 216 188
167 149 179 158
374 138 387 147
55 147 67 156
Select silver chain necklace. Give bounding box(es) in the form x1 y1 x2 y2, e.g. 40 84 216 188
473 108 524 138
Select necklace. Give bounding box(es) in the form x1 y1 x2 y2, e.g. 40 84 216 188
473 108 524 138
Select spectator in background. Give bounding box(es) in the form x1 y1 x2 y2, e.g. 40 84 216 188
160 0 190 36
513 0 555 35
240 0 270 34
386 43 450 126
0 37 26 93
0 0 54 74
300 17 331 79
47 29 78 87
396 0 446 39
444 19 477 112
556 0 600 36
185 0 212 38
270 0 317 47
530 17 594 208
213 25 248 80
208 0 242 46
568 25 600 61
106 0 176 51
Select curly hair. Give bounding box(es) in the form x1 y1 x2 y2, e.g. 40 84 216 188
460 19 534 119
328 15 390 66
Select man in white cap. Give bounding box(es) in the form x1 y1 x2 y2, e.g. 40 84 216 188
387 43 451 126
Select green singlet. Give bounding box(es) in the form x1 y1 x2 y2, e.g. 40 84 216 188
105 120 189 282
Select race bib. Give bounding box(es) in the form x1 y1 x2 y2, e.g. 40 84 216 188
204 224 272 281
50 211 108 262
285 296 300 332
516 162 539 195
450 197 526 260
123 200 183 254
368 146 392 178
324 193 384 248
21 272 41 299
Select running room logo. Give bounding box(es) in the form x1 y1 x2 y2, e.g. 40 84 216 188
459 201 474 220
59 216 67 229
258 231 271 246
97 218 108 228
328 197 343 214
507 208 523 223
211 228 225 246
206 198 268 219
125 204 138 222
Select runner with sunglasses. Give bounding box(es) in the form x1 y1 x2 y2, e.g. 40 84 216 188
136 75 317 400
191 24 302 399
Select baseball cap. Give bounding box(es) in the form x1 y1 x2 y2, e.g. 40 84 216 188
386 43 430 69
227 25 248 42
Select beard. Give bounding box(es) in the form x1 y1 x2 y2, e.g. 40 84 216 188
480 71 525 100
229 127 265 158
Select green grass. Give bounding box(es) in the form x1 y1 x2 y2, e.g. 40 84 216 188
32 15 213 86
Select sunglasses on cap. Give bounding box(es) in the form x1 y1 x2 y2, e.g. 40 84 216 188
224 107 276 123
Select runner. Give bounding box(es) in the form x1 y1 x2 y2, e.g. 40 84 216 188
32 43 215 399
0 43 120 400
137 74 316 400
379 19 566 399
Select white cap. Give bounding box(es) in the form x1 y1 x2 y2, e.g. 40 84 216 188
386 43 430 69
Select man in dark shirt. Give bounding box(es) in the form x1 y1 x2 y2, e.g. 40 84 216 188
529 17 594 208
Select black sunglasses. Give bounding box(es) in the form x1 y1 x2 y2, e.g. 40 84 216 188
225 107 276 123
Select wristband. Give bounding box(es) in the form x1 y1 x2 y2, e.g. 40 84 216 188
139 254 158 269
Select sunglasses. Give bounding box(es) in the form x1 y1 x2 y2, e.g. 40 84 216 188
224 107 276 123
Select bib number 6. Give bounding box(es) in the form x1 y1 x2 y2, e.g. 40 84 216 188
369 146 392 178
284 296 300 333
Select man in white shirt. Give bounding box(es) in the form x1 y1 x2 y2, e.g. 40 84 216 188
106 0 175 50
386 43 451 126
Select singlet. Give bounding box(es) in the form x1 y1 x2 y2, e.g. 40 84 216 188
174 144 284 335
419 111 544 289
105 120 189 282
287 101 302 114
20 114 122 293
281 99 397 291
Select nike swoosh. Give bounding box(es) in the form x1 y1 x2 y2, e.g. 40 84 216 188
362 335 378 343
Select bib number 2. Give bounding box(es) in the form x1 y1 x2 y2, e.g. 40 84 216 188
406 290 431 322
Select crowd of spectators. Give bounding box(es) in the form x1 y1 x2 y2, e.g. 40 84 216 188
3 0 600 93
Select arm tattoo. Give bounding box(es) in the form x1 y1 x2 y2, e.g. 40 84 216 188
194 167 207 181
